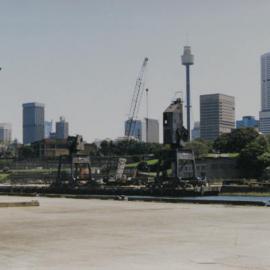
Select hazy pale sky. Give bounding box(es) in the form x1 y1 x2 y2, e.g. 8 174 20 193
1 0 270 142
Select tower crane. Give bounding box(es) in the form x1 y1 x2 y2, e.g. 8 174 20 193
126 57 149 140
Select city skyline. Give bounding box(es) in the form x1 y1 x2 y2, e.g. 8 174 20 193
1 1 270 142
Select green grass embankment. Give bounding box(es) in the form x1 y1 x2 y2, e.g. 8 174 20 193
0 173 9 183
206 153 239 158
126 159 158 168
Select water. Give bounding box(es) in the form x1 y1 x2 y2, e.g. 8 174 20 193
127 194 270 206
183 195 270 205
1 196 270 269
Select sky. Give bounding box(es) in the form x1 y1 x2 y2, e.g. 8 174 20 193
1 0 270 142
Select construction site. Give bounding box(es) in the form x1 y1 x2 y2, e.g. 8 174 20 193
2 2 270 270
1 49 270 200
0 48 226 199
0 46 270 270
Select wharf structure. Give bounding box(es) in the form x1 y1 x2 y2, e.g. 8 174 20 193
163 98 184 145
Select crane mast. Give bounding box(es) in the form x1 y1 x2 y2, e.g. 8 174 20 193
127 57 149 140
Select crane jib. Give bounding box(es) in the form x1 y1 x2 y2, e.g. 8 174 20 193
127 57 149 140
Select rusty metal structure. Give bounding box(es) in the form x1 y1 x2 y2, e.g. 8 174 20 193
153 98 208 194
56 135 92 186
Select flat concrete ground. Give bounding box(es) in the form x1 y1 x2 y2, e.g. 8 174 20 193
0 196 270 270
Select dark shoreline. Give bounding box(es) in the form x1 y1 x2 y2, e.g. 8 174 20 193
0 185 269 207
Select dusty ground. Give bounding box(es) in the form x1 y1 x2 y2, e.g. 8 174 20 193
0 196 269 270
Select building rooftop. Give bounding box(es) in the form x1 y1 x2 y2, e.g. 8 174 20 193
261 52 270 57
200 93 234 99
164 98 183 113
22 102 45 108
0 123 12 129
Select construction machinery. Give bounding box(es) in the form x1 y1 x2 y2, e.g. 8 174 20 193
55 135 92 187
151 97 208 194
126 57 148 140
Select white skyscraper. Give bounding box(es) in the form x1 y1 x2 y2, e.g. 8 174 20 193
259 52 270 134
0 123 12 143
142 118 159 143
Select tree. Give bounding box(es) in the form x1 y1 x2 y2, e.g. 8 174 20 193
18 146 36 159
98 139 164 157
214 128 259 153
229 128 259 152
85 143 98 156
99 140 111 156
213 133 231 153
184 140 210 158
237 135 270 178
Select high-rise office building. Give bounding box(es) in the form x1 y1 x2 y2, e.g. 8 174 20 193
142 118 159 143
163 98 184 145
23 102 45 144
236 116 259 129
124 119 142 141
44 120 53 139
191 121 200 140
56 117 69 139
0 123 12 143
259 52 270 134
200 94 235 141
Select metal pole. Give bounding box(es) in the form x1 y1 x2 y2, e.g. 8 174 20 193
186 65 191 141
146 88 149 143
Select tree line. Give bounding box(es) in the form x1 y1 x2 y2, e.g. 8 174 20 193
186 128 270 178
13 127 270 178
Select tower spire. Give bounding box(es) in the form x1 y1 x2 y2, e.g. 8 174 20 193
181 46 194 141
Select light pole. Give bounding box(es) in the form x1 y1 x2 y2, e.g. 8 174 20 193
145 88 149 143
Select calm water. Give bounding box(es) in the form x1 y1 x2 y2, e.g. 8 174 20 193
129 195 270 205
184 195 270 204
